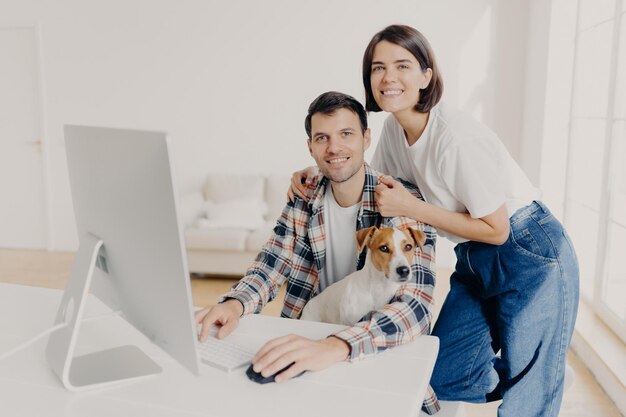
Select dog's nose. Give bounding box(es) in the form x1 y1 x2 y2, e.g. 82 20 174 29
396 266 410 279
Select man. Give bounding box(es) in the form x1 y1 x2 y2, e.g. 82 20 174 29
195 91 439 414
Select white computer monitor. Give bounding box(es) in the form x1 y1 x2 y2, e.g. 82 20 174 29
46 125 200 391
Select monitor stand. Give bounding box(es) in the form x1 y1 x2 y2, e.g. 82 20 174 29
45 233 162 391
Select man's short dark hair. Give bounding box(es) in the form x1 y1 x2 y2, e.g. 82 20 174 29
304 91 368 139
363 25 444 113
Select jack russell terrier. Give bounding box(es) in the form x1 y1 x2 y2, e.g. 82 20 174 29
300 226 426 325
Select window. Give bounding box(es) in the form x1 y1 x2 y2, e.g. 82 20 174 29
563 0 626 342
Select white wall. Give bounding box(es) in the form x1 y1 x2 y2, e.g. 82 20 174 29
520 0 577 222
0 0 531 261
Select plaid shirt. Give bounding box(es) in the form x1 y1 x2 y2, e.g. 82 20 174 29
219 164 440 414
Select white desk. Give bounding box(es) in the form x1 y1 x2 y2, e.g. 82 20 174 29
0 283 438 417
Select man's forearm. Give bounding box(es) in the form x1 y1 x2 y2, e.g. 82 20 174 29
218 268 282 315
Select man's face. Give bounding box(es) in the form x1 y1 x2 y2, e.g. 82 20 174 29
307 108 371 183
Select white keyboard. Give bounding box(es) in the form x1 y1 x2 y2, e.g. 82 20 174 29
196 336 256 372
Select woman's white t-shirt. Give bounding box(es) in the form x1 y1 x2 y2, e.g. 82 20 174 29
371 102 541 243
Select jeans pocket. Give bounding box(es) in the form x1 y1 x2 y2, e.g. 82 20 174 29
511 227 558 263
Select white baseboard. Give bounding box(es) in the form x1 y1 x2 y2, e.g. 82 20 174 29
570 300 626 415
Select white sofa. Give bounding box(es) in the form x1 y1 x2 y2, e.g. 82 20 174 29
181 173 291 276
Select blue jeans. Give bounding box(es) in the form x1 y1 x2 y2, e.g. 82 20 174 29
430 201 579 417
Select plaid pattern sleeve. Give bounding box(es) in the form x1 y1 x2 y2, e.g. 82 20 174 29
422 386 441 415
331 218 436 357
218 198 310 315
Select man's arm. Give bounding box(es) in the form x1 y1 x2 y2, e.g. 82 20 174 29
217 200 301 313
332 220 436 360
196 198 304 340
249 219 436 379
333 179 437 360
223 180 438 384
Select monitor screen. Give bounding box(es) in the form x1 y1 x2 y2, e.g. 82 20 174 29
47 125 200 390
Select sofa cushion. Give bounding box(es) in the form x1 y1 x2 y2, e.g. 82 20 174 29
265 174 291 222
200 199 267 230
179 191 205 228
185 227 249 251
203 173 264 202
245 221 277 252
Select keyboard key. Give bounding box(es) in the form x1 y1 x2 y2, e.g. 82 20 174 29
196 337 255 372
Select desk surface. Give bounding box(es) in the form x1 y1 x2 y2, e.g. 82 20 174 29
0 283 438 417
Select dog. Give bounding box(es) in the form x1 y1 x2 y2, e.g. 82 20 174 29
300 226 426 325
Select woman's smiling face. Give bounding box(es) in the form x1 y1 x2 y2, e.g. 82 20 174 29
369 40 432 114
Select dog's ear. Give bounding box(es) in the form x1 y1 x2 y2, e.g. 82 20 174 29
408 228 426 249
355 226 377 253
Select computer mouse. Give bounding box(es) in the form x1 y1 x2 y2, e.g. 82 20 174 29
245 362 305 384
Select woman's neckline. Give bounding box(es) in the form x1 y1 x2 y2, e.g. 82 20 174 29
394 108 432 147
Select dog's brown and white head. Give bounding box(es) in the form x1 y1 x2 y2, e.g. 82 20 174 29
355 226 426 283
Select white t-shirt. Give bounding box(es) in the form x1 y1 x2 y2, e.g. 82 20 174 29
320 186 360 291
371 102 541 243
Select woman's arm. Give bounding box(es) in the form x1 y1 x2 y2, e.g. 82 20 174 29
409 199 510 245
376 176 510 245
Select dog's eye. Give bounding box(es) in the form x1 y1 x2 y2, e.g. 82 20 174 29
379 245 389 253
404 244 413 252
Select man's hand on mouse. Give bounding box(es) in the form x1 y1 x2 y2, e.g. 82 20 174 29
194 299 244 342
251 335 350 382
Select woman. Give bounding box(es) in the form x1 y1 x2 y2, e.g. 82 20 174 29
289 25 579 417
